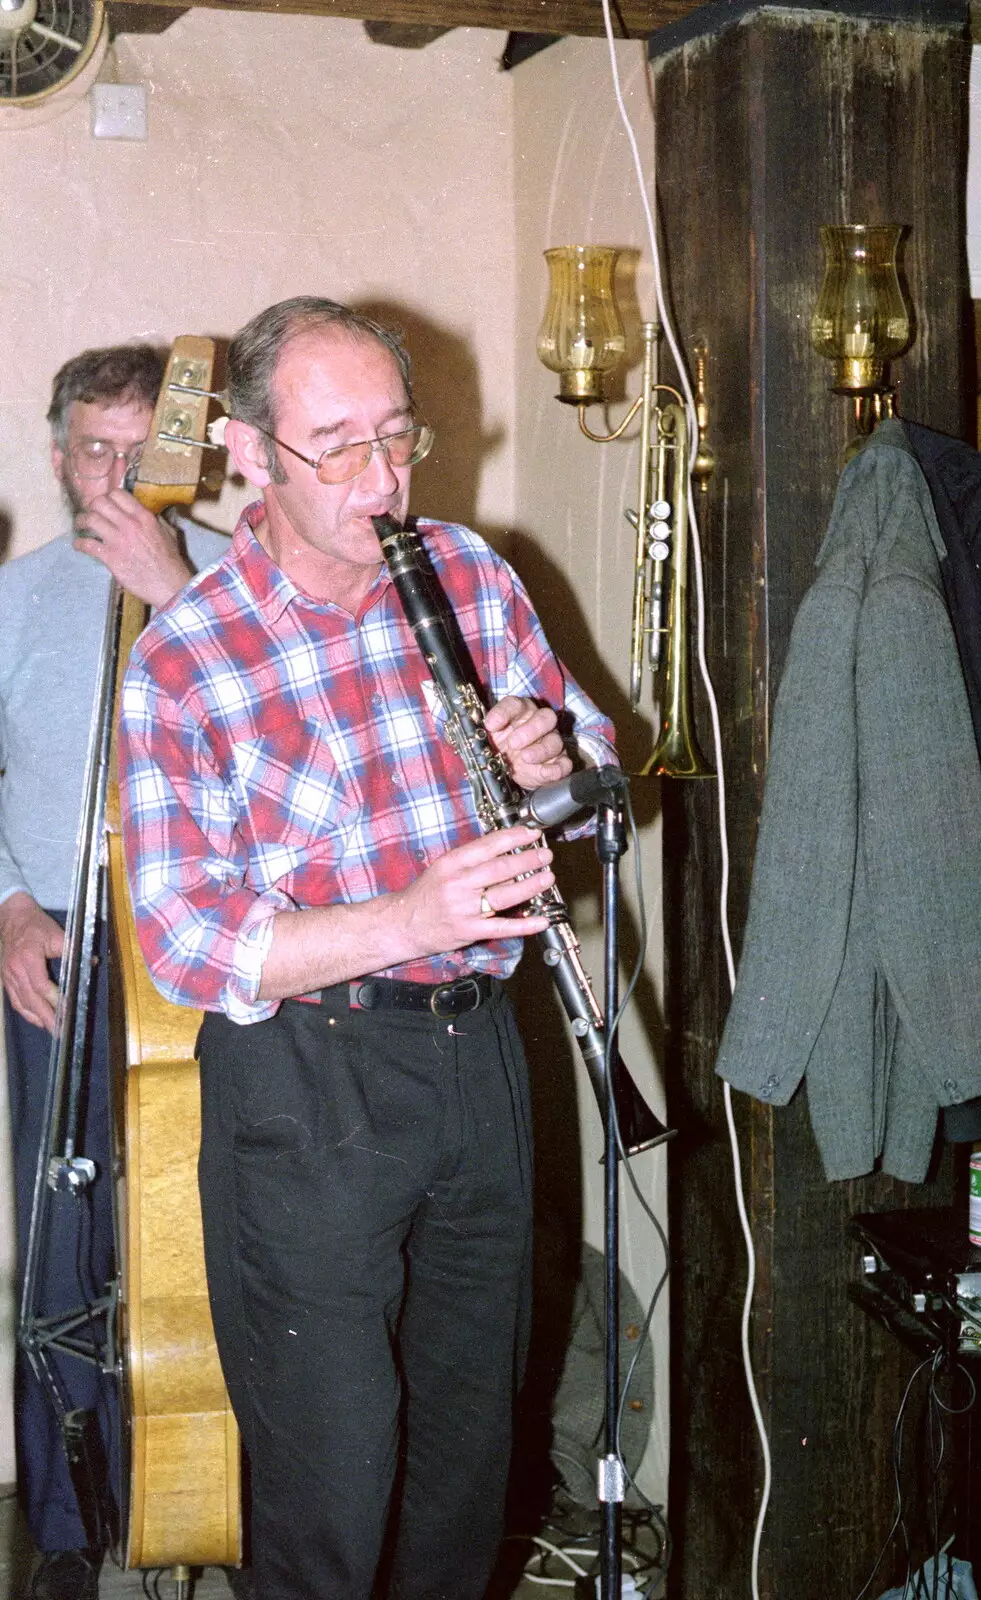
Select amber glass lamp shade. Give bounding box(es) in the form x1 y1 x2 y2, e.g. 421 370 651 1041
810 224 911 393
536 245 627 404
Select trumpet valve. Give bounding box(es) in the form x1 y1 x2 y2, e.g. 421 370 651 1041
648 499 672 563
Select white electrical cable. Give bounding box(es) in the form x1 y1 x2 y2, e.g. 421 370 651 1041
511 1533 650 1588
525 1534 589 1581
595 13 773 1598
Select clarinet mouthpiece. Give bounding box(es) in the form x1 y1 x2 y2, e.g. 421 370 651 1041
371 513 403 542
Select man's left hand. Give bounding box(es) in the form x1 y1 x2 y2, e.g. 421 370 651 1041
484 696 572 792
73 488 194 608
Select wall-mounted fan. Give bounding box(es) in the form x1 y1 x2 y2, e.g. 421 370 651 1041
0 0 107 123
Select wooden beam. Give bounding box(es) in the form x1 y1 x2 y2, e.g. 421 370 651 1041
104 0 704 41
106 1 189 29
655 10 969 1600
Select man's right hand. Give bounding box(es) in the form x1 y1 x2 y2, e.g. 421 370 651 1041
259 825 556 1004
73 490 194 609
0 893 64 1033
396 825 555 958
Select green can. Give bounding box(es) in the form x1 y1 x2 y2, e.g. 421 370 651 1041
970 1146 981 1249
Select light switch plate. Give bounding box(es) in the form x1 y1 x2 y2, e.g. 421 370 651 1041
90 83 147 141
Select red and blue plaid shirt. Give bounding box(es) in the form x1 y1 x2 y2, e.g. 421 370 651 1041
119 505 618 1023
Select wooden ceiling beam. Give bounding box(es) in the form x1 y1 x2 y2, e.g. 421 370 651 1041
106 0 705 41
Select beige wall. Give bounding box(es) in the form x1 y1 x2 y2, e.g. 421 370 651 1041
0 12 516 559
0 13 671 1510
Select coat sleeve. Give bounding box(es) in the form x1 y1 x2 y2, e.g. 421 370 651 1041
856 458 981 1112
714 467 871 1106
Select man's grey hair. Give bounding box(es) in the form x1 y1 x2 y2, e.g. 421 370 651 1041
226 297 413 482
47 345 165 450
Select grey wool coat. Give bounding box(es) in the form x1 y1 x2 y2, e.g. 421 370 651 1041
715 420 981 1181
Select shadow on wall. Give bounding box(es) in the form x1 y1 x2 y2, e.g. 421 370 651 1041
507 528 659 780
505 526 666 1066
354 300 504 533
0 509 12 565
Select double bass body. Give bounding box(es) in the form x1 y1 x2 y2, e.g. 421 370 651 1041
105 341 241 1570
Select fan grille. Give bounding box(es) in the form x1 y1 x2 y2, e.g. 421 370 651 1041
0 0 102 103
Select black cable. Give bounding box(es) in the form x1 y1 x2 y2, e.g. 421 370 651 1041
854 1340 976 1600
922 1348 977 1600
70 1185 111 1555
927 1358 944 1600
582 782 673 1554
73 1186 102 1363
919 1351 967 1600
890 1350 932 1600
606 788 671 1529
853 1351 937 1600
931 1350 977 1417
604 0 630 39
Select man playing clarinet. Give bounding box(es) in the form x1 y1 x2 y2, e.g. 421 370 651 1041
118 296 618 1599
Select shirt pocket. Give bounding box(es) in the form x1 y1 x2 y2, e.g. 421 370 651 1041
228 710 356 890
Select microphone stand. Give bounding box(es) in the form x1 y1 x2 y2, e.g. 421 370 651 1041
596 783 629 1600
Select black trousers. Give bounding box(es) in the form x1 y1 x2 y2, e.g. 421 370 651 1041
4 915 118 1554
197 986 534 1600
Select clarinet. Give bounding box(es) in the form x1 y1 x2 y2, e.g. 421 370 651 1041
373 514 673 1158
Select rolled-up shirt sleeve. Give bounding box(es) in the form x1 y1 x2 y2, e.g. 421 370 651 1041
119 663 291 1023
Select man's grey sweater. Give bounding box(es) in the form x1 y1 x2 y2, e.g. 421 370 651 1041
0 521 228 911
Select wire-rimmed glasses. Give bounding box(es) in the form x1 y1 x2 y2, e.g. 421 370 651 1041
253 421 434 486
67 439 144 479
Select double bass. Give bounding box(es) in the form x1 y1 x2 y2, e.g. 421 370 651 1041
18 339 241 1589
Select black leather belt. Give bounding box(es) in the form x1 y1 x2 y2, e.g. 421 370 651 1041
319 974 495 1021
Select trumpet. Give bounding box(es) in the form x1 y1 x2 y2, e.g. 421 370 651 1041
626 323 714 780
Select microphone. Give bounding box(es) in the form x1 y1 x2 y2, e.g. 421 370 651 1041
517 764 627 829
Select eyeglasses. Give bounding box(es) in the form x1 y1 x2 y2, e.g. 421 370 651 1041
253 421 434 486
67 439 144 479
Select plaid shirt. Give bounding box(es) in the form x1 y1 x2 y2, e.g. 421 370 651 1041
119 506 617 1024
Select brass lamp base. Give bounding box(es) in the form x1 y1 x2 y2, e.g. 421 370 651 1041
841 387 897 462
556 368 605 404
829 356 889 394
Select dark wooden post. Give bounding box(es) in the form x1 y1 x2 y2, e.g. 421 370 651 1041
649 4 972 1597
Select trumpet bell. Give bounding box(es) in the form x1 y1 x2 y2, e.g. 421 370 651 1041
643 636 715 778
642 711 715 780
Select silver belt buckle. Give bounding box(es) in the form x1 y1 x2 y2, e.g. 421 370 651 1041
430 976 482 1019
